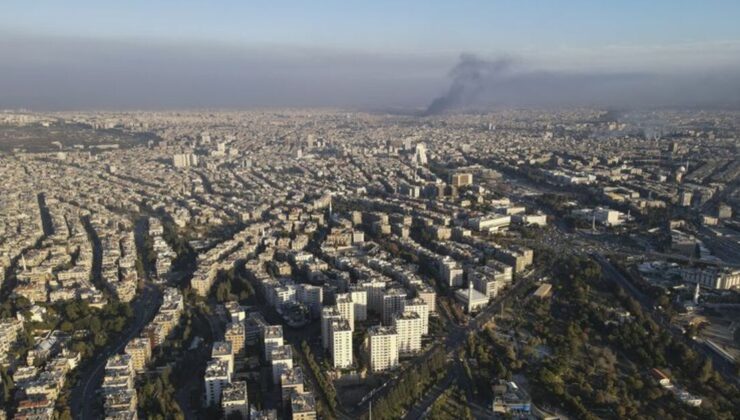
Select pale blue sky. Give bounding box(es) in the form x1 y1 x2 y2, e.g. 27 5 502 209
2 1 740 109
3 1 740 54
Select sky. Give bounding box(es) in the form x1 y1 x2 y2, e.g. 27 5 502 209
2 1 740 110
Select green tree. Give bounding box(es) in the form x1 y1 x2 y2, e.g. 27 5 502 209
698 359 714 384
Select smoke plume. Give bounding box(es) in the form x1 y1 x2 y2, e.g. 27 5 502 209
423 54 511 115
422 54 740 114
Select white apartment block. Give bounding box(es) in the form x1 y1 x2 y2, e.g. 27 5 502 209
263 325 284 361
270 345 294 384
297 284 323 318
349 287 368 321
402 297 429 335
394 312 422 354
470 261 513 299
367 326 399 372
330 319 353 369
321 306 342 350
205 359 230 406
225 301 246 322
439 257 464 288
335 293 355 331
211 341 234 379
221 381 249 420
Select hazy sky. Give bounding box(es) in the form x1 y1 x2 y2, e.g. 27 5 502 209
3 1 740 110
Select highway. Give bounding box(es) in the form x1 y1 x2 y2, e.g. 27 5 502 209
69 283 162 420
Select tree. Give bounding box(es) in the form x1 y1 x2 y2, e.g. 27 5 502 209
57 408 73 420
64 303 80 321
215 281 231 303
89 317 102 333
0 367 13 407
60 321 74 333
698 359 713 384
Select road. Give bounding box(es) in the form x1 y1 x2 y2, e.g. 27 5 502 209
174 308 213 420
402 362 460 420
70 283 162 420
359 274 537 419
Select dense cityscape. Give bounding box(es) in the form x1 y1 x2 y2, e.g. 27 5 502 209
0 108 738 419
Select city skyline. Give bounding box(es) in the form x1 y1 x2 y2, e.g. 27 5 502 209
1 3 740 420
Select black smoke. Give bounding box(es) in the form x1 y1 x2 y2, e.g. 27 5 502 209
422 54 512 116
2 32 740 111
422 54 740 114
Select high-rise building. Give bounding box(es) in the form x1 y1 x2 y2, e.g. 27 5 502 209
205 359 230 406
439 257 464 288
245 312 268 345
414 143 428 166
349 287 367 321
415 284 437 313
225 321 246 356
367 326 399 372
361 279 386 315
381 288 407 325
222 381 249 420
225 301 246 322
330 319 353 369
212 341 234 379
402 297 429 335
263 325 284 361
393 312 422 354
297 284 323 318
290 392 318 420
335 293 355 330
321 306 342 350
250 407 279 420
280 367 305 405
270 345 294 384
